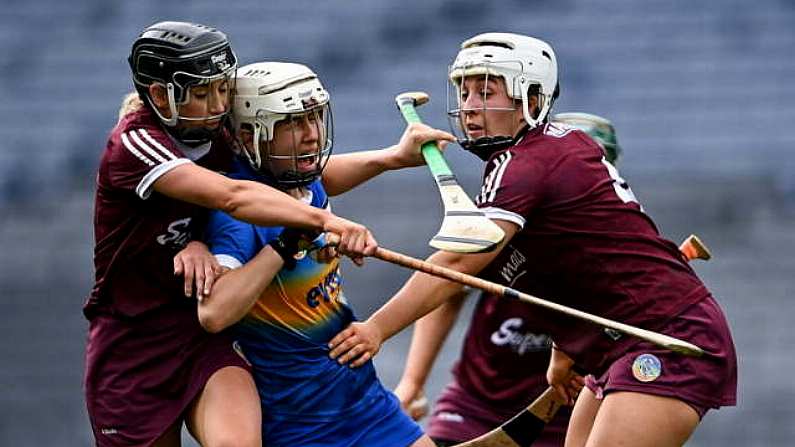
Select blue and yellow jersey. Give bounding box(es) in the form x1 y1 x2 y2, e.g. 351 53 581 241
204 157 384 426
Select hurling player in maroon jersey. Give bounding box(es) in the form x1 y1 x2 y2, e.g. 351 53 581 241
85 22 379 447
390 114 621 447
328 33 736 447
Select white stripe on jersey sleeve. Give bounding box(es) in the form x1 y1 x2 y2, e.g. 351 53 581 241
480 206 525 229
487 151 512 203
138 129 178 161
476 151 513 205
120 133 156 167
128 130 170 164
135 159 192 199
215 254 243 270
479 158 499 202
122 128 190 199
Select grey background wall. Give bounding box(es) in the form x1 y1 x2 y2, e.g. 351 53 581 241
0 1 793 445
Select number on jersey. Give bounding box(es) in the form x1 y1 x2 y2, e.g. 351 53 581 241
601 158 642 209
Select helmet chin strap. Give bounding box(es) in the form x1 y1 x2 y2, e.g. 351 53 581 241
240 125 309 191
145 84 179 127
460 124 531 161
176 126 217 146
147 83 180 127
248 123 264 170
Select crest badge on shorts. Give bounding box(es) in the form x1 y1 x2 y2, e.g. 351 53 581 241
632 353 662 382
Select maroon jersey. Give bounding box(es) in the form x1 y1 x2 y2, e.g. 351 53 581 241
86 106 233 319
475 123 708 374
451 294 552 408
428 292 569 445
83 107 246 445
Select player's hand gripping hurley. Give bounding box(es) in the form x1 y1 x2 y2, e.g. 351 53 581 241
395 91 505 253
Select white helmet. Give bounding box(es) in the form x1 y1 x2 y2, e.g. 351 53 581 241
448 33 558 157
232 62 333 188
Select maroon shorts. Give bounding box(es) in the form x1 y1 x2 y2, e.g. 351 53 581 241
428 380 570 447
585 294 737 418
84 302 250 446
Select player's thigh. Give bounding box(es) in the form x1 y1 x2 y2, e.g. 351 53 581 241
565 386 601 447
585 391 699 447
410 434 438 447
186 366 261 447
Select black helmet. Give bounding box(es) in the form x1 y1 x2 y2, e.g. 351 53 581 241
128 21 237 143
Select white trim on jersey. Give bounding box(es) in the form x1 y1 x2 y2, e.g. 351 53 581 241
137 129 178 161
488 151 512 203
162 130 212 162
477 151 513 205
120 132 156 167
121 129 179 166
479 159 499 204
215 254 243 270
129 129 177 163
481 206 525 229
544 121 577 139
122 127 191 199
135 158 192 199
298 188 314 204
181 142 212 161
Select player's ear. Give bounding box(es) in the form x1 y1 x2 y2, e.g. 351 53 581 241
148 84 170 110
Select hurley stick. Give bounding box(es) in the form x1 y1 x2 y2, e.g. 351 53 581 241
452 387 565 447
371 246 704 357
679 234 711 261
395 91 504 253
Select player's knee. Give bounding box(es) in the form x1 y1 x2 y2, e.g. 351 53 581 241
208 410 261 447
207 430 260 447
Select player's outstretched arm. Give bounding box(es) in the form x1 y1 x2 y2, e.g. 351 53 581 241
321 123 455 196
155 163 328 229
395 289 469 420
153 163 376 258
328 219 518 367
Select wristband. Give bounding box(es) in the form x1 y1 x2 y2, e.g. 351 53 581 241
268 228 305 270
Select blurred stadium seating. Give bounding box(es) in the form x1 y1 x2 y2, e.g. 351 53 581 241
0 1 793 445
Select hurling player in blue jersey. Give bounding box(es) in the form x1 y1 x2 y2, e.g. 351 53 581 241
199 61 452 447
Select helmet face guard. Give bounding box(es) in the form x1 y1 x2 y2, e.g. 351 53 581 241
129 21 238 144
156 68 237 144
446 65 523 159
232 62 333 189
447 33 558 159
252 104 333 189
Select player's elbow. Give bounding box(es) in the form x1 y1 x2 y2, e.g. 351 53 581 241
431 250 484 276
213 180 250 216
198 307 232 334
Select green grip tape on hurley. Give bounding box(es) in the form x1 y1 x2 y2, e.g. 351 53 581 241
398 102 453 177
